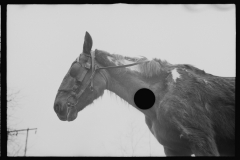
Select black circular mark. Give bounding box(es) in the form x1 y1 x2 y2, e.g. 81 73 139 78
134 88 155 110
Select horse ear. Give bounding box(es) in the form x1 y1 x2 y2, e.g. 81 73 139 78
83 31 93 55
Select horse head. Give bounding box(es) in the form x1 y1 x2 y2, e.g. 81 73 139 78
54 32 108 121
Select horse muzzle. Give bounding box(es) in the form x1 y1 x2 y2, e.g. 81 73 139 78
54 101 78 121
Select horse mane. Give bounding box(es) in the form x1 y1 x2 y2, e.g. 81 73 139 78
110 53 173 77
98 50 209 78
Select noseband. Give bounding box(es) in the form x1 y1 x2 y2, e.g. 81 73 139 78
64 50 149 108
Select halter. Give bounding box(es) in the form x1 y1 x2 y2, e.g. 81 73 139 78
64 49 149 108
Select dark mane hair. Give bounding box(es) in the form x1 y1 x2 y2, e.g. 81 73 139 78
104 51 210 78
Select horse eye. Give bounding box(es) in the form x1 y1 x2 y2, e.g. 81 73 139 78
70 63 81 78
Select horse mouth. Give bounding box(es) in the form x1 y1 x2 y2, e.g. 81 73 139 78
66 106 78 121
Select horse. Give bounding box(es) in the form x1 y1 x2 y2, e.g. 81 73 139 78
54 32 235 156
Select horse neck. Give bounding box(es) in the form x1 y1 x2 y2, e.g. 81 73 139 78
105 68 157 118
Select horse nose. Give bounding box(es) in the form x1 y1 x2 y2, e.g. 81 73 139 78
54 102 62 113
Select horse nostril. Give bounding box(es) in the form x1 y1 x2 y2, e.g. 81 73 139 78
54 103 61 113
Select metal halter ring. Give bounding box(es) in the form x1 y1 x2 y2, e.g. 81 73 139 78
66 95 79 107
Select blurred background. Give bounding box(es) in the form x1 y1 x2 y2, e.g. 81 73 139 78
7 4 235 156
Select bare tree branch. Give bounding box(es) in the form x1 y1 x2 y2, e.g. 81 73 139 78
7 89 25 156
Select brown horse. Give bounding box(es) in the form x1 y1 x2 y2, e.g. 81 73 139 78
54 32 235 156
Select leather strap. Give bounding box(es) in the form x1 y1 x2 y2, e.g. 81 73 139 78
66 50 149 107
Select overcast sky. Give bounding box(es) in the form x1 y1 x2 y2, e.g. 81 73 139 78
7 4 235 156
